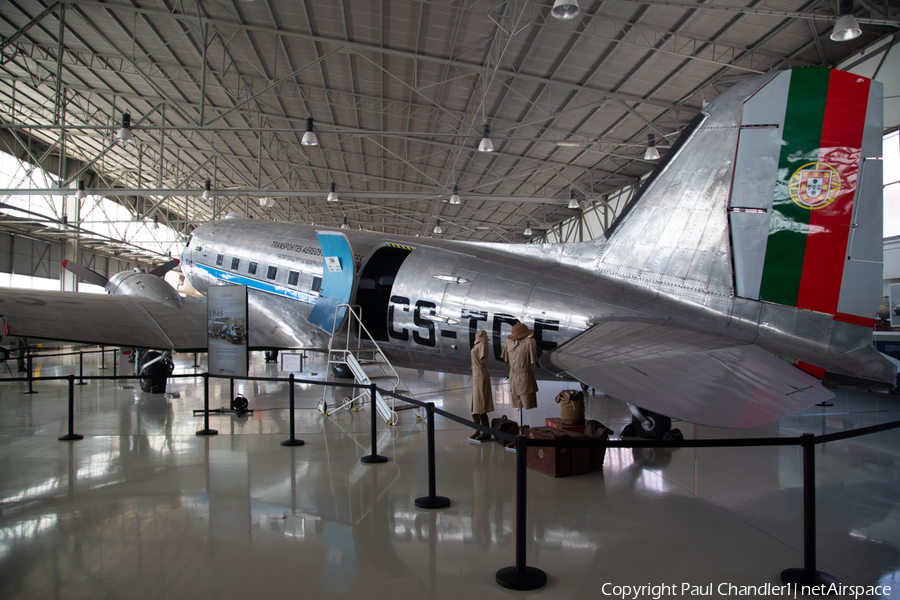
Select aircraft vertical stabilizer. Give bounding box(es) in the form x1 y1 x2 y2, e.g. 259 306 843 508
730 69 884 326
596 68 884 330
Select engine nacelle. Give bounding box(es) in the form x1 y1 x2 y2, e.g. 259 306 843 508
105 269 183 308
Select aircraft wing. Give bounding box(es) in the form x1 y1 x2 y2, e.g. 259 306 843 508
0 288 208 351
546 320 834 429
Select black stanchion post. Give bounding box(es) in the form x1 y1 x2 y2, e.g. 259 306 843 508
113 350 118 378
361 384 387 464
496 435 546 591
59 374 84 441
99 346 106 370
196 373 218 436
75 351 87 385
415 402 450 509
281 373 305 447
781 433 838 588
24 353 37 394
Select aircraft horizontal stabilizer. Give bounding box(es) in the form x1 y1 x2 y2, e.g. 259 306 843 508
564 344 833 429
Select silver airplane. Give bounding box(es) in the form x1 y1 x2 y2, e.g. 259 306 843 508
0 67 893 438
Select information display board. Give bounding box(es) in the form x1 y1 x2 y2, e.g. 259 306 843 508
207 284 248 377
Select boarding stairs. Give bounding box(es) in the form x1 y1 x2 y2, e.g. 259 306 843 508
321 304 421 424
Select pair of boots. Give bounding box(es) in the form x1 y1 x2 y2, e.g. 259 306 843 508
469 413 491 441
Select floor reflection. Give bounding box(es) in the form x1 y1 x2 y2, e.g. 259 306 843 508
1 351 900 599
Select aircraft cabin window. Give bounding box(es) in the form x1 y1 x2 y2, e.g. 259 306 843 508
266 266 277 280
216 254 224 266
231 257 240 270
248 262 258 275
311 276 322 292
288 271 299 286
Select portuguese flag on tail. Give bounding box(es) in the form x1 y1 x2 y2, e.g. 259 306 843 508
759 68 871 315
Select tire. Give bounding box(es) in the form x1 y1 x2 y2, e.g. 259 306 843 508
631 410 671 439
331 363 353 379
139 351 169 394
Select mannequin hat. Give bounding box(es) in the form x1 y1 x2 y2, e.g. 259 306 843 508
508 323 533 340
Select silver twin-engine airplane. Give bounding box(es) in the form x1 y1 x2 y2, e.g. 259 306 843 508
0 67 894 438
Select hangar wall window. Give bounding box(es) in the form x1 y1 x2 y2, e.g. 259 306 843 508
288 271 299 286
0 151 184 292
231 257 240 270
248 262 257 275
266 266 277 280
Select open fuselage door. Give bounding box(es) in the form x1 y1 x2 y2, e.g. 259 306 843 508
355 244 414 341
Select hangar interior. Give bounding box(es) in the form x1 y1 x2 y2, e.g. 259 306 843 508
1 1 900 598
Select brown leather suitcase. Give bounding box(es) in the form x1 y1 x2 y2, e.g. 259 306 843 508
526 427 591 477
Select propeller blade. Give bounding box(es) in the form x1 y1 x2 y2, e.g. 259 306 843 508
149 258 180 278
62 260 109 287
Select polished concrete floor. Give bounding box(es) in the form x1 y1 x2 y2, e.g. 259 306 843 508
1 349 899 599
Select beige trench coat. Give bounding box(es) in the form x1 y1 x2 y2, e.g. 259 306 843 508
470 330 493 413
501 336 539 409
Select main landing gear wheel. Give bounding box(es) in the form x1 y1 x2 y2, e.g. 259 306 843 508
623 409 680 440
331 363 352 379
138 351 169 394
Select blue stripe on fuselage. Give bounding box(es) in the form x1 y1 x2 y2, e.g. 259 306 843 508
195 263 318 304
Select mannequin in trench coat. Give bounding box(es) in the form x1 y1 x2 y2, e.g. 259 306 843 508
500 323 539 411
469 329 493 441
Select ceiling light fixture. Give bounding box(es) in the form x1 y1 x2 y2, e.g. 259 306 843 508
831 0 862 41
341 216 349 229
567 188 579 209
478 124 494 152
449 184 461 205
524 221 533 236
327 181 339 202
116 113 133 144
550 0 580 20
75 179 86 200
202 179 213 200
433 219 443 235
644 133 660 160
301 117 319 146
556 140 580 147
152 215 159 230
